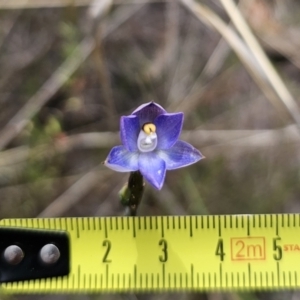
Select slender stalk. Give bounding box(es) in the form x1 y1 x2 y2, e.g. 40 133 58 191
119 171 144 216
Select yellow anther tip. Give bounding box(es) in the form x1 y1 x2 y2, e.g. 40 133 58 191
143 123 156 134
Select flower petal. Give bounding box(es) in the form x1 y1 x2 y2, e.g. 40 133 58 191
105 146 139 172
157 140 204 170
120 115 139 151
138 152 166 190
155 112 183 149
132 102 166 126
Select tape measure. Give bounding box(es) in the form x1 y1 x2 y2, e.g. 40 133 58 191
0 214 300 293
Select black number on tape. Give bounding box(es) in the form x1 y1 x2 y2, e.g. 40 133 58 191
102 240 112 263
159 239 168 262
215 238 225 261
273 237 282 261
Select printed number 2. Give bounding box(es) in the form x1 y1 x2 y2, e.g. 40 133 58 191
159 239 168 262
215 238 225 261
102 240 112 263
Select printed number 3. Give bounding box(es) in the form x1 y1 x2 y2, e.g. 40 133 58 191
159 239 168 262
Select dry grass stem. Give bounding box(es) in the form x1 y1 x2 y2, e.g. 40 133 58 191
95 175 127 216
38 166 110 217
219 0 300 126
0 0 165 9
182 125 300 148
0 132 119 168
149 2 179 85
180 0 292 122
93 31 116 128
0 1 145 151
201 34 231 80
0 126 299 170
150 184 186 215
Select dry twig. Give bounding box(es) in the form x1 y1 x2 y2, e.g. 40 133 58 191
0 0 146 150
179 0 294 123
38 166 110 217
0 0 166 9
219 0 300 126
0 126 299 170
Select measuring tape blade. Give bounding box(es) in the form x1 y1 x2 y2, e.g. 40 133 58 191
0 215 299 293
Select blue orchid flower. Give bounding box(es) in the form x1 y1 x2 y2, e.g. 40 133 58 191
104 102 204 190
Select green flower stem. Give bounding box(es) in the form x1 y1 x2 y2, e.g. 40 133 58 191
119 171 144 216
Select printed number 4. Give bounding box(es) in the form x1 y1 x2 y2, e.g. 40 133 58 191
215 238 225 261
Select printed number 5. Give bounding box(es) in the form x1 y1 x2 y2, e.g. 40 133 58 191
159 239 168 262
273 237 282 261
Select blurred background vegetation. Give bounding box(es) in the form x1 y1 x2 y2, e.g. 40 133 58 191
1 0 300 299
